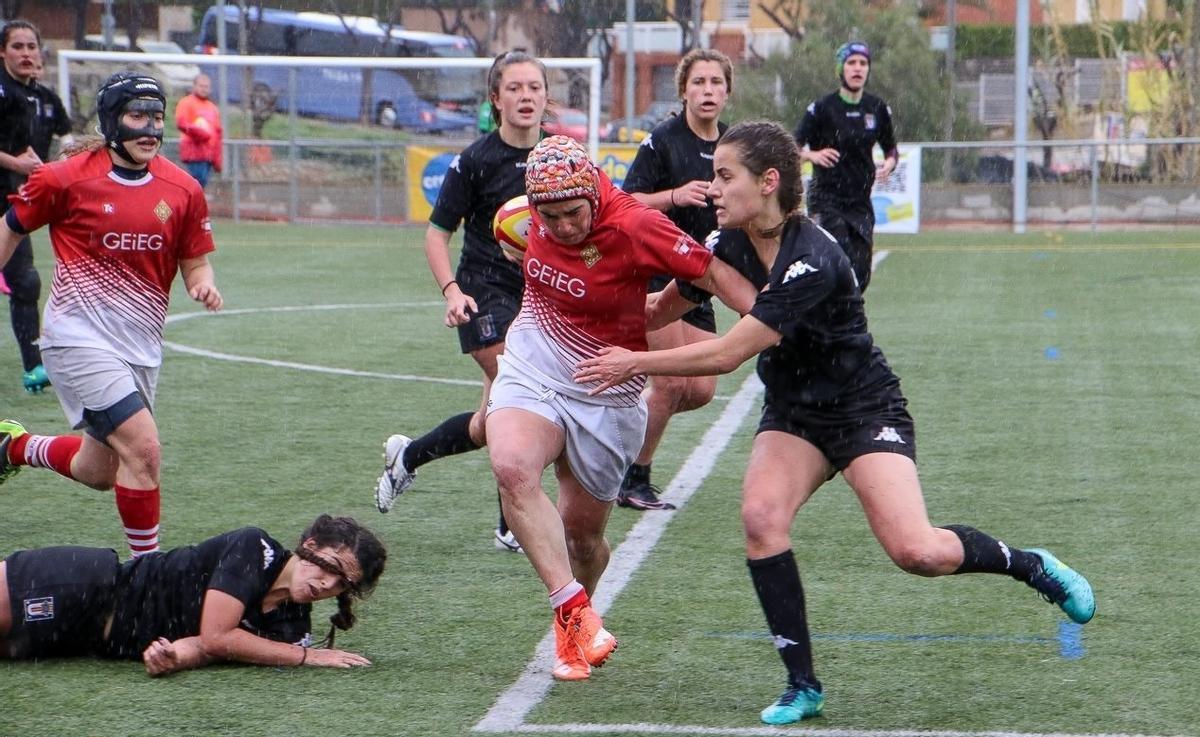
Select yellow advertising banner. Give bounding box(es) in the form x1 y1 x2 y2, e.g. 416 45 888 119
406 143 640 223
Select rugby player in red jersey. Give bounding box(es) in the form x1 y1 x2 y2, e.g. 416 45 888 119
0 72 222 558
484 135 756 680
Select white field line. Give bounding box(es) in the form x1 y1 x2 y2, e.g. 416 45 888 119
473 373 764 733
163 302 483 387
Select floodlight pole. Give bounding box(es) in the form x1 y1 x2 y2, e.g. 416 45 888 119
1013 0 1030 233
625 0 635 133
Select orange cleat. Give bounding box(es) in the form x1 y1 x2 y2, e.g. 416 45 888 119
552 615 590 681
566 604 617 668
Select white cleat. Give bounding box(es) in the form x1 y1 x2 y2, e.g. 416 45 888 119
375 434 415 513
493 527 524 554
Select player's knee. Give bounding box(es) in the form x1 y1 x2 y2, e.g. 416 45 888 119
646 375 687 410
741 497 787 548
885 541 942 577
120 436 162 481
564 527 606 563
678 378 717 412
492 460 540 501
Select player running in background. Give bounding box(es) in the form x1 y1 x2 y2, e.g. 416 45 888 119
0 20 72 393
0 514 386 676
794 41 897 293
617 48 732 511
575 121 1094 721
373 51 549 554
0 72 222 558
486 135 756 681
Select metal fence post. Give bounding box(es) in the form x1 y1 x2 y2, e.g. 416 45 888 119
288 68 298 223
1089 142 1099 233
232 140 241 223
374 144 383 224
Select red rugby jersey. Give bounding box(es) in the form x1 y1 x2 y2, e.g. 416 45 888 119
505 171 712 406
8 148 214 367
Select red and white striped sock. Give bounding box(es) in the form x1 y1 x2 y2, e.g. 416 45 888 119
114 484 160 557
550 579 588 623
15 434 82 479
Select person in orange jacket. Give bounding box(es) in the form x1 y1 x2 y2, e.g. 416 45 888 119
175 73 222 188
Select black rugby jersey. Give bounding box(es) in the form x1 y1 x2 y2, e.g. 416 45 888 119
0 67 71 197
685 218 900 413
429 131 533 290
793 91 896 211
621 113 726 244
104 528 311 658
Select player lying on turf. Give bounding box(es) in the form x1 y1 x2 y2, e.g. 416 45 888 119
0 514 385 676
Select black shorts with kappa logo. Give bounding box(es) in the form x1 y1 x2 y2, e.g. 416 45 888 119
4 547 119 659
455 264 523 354
757 395 916 471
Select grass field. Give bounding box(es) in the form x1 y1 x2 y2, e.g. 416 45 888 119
1 222 1198 737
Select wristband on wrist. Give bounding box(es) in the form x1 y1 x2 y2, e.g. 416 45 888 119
669 189 676 207
441 280 458 296
298 646 308 666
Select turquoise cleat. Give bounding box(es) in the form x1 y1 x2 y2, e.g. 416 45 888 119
1026 548 1096 624
22 365 50 394
760 685 824 725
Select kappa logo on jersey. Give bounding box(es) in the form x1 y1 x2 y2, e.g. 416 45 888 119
640 133 654 150
703 230 720 251
260 538 275 570
872 426 906 444
201 218 212 232
103 203 115 214
864 113 876 130
806 102 815 114
781 259 818 284
23 596 55 622
153 200 172 224
449 154 461 173
580 244 601 268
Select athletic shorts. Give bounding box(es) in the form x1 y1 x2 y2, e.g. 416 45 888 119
757 397 916 472
487 358 647 502
455 266 523 354
647 274 717 333
42 346 158 438
4 547 119 659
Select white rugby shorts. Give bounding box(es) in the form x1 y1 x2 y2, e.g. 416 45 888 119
487 359 647 502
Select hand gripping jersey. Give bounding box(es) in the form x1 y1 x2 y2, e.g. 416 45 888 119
685 219 901 416
504 171 713 406
7 147 215 367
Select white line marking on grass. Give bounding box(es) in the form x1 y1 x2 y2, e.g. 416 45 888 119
474 373 764 734
873 249 890 270
163 303 483 387
505 724 1186 737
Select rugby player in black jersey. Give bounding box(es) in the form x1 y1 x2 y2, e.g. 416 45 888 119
0 514 386 675
374 51 548 554
576 121 1095 725
617 48 732 510
794 41 897 293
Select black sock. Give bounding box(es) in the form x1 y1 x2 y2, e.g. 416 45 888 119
622 462 651 489
748 550 821 692
403 412 479 471
942 524 1041 580
496 489 509 534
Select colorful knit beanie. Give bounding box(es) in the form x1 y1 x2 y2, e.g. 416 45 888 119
525 135 600 213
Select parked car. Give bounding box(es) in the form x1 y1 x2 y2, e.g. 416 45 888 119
542 106 591 142
81 35 200 94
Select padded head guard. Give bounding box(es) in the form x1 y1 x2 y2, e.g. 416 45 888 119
96 72 166 161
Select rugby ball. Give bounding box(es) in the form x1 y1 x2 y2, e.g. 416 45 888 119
493 195 532 262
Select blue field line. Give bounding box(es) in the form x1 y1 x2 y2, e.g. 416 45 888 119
1058 620 1086 660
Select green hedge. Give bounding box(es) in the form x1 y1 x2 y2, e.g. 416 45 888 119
955 20 1183 58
